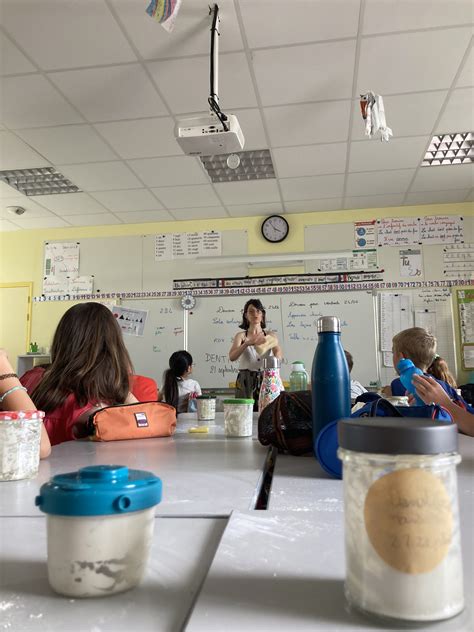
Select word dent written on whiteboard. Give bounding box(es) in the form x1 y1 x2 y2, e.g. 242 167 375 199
154 231 221 261
377 216 464 247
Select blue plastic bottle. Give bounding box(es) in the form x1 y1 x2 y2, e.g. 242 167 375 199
396 358 425 405
311 316 350 452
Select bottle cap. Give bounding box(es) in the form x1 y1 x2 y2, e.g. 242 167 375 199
396 358 415 372
317 316 341 333
291 362 305 369
315 421 342 479
35 465 162 516
223 399 254 405
263 356 280 369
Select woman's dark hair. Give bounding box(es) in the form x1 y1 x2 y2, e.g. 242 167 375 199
238 299 266 330
33 303 133 412
163 350 193 411
344 350 353 373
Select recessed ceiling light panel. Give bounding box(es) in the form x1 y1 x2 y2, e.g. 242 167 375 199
422 132 473 167
0 167 81 196
201 149 275 183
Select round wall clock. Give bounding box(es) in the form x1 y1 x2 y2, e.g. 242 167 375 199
180 294 196 310
261 215 289 243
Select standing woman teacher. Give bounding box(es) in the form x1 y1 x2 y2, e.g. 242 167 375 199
229 299 283 406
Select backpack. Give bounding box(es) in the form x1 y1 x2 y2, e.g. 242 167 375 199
258 391 313 455
350 395 453 423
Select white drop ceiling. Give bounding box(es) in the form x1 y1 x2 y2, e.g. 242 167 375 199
0 0 472 232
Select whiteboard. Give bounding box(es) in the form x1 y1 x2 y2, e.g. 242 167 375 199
121 298 184 387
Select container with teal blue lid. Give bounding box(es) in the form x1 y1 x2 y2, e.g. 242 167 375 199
36 465 162 598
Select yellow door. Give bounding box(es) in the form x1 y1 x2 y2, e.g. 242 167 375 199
0 283 32 368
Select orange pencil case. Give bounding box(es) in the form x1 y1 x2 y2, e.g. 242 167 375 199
88 401 176 441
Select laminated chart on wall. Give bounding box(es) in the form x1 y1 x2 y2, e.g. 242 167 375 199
112 305 147 337
354 220 377 249
317 249 378 273
379 293 413 356
419 216 464 245
154 231 221 261
457 289 474 371
399 249 423 277
444 243 474 280
43 242 82 295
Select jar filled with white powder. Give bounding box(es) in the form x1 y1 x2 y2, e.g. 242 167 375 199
0 410 44 481
196 395 216 422
338 418 463 622
35 465 162 598
223 399 254 437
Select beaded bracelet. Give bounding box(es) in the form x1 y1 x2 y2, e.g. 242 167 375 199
0 373 18 381
0 385 28 404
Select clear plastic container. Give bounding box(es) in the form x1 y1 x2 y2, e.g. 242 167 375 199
0 410 44 481
289 361 308 391
35 465 162 597
196 395 216 422
338 418 463 622
223 399 254 437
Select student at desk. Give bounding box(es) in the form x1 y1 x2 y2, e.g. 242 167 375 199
229 298 282 406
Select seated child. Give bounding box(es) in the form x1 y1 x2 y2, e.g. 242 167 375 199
162 351 201 413
344 350 367 401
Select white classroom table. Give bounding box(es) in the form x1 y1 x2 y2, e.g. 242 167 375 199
0 413 270 518
0 516 226 632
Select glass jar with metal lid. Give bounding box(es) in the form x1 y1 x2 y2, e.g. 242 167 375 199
338 418 463 622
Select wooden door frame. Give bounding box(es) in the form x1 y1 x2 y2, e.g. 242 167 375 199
0 282 33 350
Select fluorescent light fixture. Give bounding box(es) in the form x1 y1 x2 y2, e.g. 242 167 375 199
422 132 473 167
0 167 81 196
200 149 275 182
196 251 351 265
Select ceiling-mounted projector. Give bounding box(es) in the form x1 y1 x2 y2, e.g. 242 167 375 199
175 114 244 156
175 4 244 157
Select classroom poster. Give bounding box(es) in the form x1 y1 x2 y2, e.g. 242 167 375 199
419 215 463 244
377 218 420 247
399 249 423 277
112 306 148 337
44 242 79 277
68 276 94 295
154 231 221 261
414 310 436 336
380 293 413 351
354 220 377 249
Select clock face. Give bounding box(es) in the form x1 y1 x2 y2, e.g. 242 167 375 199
261 215 289 243
181 294 196 310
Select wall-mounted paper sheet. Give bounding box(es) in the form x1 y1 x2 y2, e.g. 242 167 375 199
414 309 437 335
399 249 423 277
44 242 79 277
69 276 94 295
154 231 222 261
112 306 148 337
419 215 463 244
377 218 420 247
43 275 69 295
318 249 378 272
380 293 413 351
354 220 377 249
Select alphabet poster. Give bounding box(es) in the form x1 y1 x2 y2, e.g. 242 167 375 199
112 305 148 337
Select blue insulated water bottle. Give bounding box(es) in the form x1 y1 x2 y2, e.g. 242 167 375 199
312 316 350 455
396 358 425 405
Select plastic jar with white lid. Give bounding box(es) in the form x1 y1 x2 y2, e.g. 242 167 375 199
196 395 216 422
223 399 254 437
338 418 463 622
35 465 162 598
0 410 44 481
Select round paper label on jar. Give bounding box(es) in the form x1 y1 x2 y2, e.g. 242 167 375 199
363 468 452 574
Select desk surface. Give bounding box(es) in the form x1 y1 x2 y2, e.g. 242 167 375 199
0 516 225 632
0 414 269 518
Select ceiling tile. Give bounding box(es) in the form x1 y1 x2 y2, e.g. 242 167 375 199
127 156 208 187
240 0 360 48
58 161 143 191
358 28 472 94
115 210 174 223
346 169 415 196
95 117 179 159
0 219 21 231
0 181 24 199
148 52 257 113
90 189 163 213
110 0 243 59
49 65 167 122
152 184 221 209
170 207 229 220
226 202 284 217
213 179 280 204
225 109 267 151
10 216 71 229
36 192 108 215
273 143 347 178
280 174 345 201
16 125 117 164
349 136 428 172
0 132 51 170
1 0 136 70
0 75 83 128
457 45 473 87
65 214 123 227
351 91 448 140
363 0 473 34
410 163 474 192
284 198 343 213
0 196 53 218
265 101 351 147
253 40 356 106
405 189 471 206
435 88 474 133
0 32 36 75
344 193 405 209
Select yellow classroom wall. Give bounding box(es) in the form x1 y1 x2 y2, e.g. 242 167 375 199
0 201 472 379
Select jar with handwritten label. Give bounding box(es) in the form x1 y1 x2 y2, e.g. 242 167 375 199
338 418 463 622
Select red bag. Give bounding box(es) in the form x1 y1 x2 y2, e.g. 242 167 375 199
88 401 176 441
